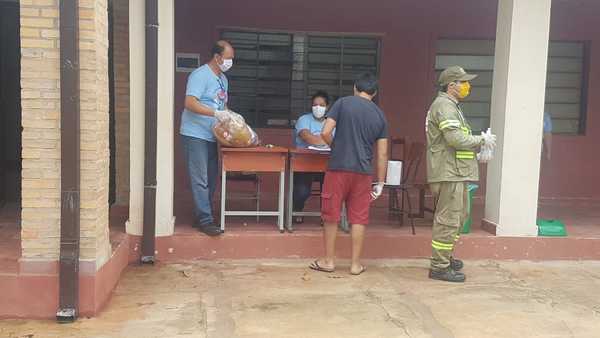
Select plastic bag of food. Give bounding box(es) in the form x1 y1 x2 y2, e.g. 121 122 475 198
213 110 260 147
477 128 496 163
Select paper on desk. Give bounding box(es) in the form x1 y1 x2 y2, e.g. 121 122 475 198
308 145 331 152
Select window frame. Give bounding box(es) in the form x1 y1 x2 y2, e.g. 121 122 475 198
434 38 590 135
219 26 383 128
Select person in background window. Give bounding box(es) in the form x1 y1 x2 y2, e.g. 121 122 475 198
542 112 553 160
293 91 331 223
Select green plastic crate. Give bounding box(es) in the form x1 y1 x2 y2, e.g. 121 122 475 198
460 183 478 234
537 219 567 237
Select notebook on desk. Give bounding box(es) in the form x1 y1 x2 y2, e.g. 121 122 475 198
307 145 331 152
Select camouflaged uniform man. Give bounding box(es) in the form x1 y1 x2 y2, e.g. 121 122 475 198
425 66 496 283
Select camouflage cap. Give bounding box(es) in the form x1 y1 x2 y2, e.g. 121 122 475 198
438 66 478 86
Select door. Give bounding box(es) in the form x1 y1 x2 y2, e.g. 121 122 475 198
0 1 22 205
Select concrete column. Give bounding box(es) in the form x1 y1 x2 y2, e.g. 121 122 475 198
127 0 175 236
484 0 552 237
155 0 175 236
127 0 145 236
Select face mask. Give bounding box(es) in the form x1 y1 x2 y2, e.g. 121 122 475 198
312 105 326 119
219 58 233 72
457 81 471 99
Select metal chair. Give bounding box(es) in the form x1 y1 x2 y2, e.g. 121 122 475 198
225 172 261 222
386 137 407 215
292 174 323 222
387 141 426 235
310 175 324 207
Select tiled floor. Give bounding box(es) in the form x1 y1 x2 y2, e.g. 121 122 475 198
0 202 20 274
4 259 600 337
1 198 599 273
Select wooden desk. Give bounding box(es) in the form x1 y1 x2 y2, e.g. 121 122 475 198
287 148 349 232
220 146 288 232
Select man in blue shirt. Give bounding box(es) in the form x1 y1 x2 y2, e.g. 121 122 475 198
180 40 235 236
293 91 330 223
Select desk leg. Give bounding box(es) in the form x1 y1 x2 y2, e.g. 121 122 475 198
417 188 426 218
220 169 226 232
287 168 294 232
341 203 350 233
278 170 285 233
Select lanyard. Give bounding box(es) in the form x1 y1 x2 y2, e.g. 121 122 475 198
216 76 226 93
216 76 227 110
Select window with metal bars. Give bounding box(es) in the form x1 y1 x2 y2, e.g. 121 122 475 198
435 39 589 135
221 29 381 128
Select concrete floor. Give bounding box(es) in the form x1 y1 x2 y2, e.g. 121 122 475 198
2 259 600 338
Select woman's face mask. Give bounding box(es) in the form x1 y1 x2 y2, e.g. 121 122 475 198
312 105 326 119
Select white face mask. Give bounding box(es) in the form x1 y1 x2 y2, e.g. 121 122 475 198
219 58 233 72
312 105 326 119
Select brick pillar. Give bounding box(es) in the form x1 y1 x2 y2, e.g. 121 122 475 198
112 0 129 206
79 0 111 267
20 0 111 268
20 0 62 261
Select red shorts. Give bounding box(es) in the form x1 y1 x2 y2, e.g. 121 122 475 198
321 170 372 225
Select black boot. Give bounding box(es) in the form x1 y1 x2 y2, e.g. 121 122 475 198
197 223 222 237
429 268 466 283
450 257 464 271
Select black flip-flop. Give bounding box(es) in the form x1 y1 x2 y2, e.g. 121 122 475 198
309 260 334 273
350 266 366 276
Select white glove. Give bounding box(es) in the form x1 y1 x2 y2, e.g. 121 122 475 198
231 111 245 123
215 110 246 123
214 109 230 121
215 109 245 123
481 128 497 149
477 145 494 163
477 128 496 163
371 182 385 201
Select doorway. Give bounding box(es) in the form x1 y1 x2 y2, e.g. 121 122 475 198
0 0 21 265
0 1 22 214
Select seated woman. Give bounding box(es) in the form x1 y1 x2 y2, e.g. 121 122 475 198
293 91 331 223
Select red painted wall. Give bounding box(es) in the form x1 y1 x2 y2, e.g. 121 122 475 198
173 0 600 218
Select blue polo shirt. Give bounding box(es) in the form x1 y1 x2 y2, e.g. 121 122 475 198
295 113 327 148
543 112 553 133
180 64 228 142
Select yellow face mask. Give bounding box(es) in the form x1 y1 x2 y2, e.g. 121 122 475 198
457 81 471 99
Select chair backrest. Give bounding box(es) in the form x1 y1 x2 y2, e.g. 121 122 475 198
227 172 259 181
389 137 407 162
402 141 425 184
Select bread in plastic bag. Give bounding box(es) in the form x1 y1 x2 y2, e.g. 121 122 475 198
213 110 260 147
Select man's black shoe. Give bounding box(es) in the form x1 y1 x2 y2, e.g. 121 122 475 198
450 257 464 271
429 268 466 283
192 218 202 229
197 223 222 237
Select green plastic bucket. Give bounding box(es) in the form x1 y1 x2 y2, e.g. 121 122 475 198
460 183 478 234
537 219 567 237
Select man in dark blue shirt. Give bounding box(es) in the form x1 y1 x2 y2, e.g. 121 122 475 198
309 73 389 275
